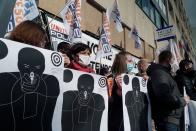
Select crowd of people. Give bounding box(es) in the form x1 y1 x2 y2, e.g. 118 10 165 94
5 20 196 131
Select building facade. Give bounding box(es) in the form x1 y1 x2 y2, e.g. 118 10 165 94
38 0 194 62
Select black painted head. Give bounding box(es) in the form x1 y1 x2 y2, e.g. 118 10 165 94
63 69 73 83
18 48 45 92
132 77 140 92
0 40 8 59
123 75 129 85
77 74 94 105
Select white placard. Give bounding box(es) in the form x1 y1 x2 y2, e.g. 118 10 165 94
156 26 176 42
0 38 64 131
52 68 108 131
122 74 152 131
47 16 71 51
81 33 121 71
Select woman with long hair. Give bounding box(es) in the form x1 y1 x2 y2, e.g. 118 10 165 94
9 20 48 48
109 51 134 131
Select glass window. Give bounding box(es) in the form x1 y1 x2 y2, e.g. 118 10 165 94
163 21 167 27
162 3 166 16
159 0 163 10
149 3 155 22
142 0 149 15
135 0 168 28
136 0 142 7
155 9 161 28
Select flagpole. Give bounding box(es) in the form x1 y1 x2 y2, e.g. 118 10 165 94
99 55 102 75
44 5 66 29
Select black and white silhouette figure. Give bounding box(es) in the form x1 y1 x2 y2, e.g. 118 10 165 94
62 72 105 131
124 76 149 131
0 45 60 131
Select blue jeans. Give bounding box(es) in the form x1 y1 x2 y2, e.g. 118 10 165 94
156 122 179 131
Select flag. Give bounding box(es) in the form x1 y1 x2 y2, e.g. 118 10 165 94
107 0 123 32
173 41 181 63
168 40 179 73
132 26 142 49
24 0 39 20
96 14 112 59
179 40 184 49
184 87 190 131
7 0 39 32
103 13 112 45
60 0 82 43
185 42 191 52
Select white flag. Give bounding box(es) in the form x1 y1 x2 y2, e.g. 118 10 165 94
96 14 112 59
132 26 142 49
24 0 39 20
7 0 39 32
173 41 182 63
184 87 190 131
107 0 123 32
168 40 179 73
60 0 82 43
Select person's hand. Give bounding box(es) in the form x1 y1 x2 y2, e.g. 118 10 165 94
115 75 122 96
115 75 122 89
184 96 190 105
142 75 149 81
62 54 70 67
107 77 114 97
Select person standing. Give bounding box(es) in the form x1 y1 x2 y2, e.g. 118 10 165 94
9 20 48 48
69 43 94 73
136 58 149 80
109 51 134 131
147 50 190 131
57 42 71 68
175 59 196 100
175 59 196 131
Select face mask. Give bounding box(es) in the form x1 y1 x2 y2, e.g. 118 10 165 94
127 63 134 73
79 55 91 66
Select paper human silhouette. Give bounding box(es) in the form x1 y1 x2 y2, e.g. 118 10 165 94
125 77 148 131
0 47 60 131
62 73 105 131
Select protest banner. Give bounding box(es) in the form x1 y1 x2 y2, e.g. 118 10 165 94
0 38 63 131
187 100 196 131
52 69 108 131
46 16 71 51
0 38 108 131
82 33 120 71
122 74 152 131
7 0 39 32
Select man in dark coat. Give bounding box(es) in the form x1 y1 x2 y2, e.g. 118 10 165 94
175 59 196 100
175 59 196 131
147 50 189 131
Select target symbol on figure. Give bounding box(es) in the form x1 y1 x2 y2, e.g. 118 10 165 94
98 77 107 88
51 52 62 67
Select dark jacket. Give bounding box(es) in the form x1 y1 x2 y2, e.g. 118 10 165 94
108 80 124 131
147 63 186 125
175 70 196 101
